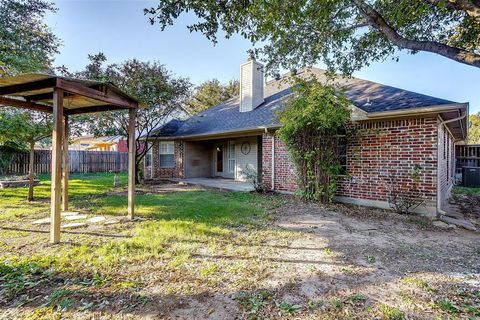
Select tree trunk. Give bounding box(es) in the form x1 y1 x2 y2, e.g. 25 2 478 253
27 141 35 201
135 161 141 185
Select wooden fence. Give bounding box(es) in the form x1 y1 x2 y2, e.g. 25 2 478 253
456 144 480 172
0 150 129 175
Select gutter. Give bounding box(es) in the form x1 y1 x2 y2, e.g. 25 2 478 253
147 126 274 141
271 133 275 191
366 103 468 119
436 110 467 218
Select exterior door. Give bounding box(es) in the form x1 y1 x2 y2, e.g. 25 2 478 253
215 144 224 175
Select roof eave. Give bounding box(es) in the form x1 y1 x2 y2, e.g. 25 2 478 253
146 126 274 140
364 103 468 119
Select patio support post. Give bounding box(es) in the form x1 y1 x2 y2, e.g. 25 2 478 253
50 88 64 244
127 108 136 220
62 114 69 211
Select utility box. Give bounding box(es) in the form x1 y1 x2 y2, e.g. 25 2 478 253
462 166 480 187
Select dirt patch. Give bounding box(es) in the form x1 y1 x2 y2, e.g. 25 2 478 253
1 189 479 319
450 192 480 229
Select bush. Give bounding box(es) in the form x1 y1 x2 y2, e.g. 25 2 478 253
243 165 267 193
387 164 426 214
277 78 352 203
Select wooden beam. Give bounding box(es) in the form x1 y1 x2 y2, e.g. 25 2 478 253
25 91 74 102
127 108 136 220
64 104 129 116
0 96 52 113
62 114 69 212
50 88 63 244
0 78 56 95
57 79 138 109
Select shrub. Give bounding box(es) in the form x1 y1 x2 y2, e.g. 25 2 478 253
387 164 426 214
277 78 352 203
243 165 267 193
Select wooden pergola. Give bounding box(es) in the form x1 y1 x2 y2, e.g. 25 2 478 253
0 74 143 244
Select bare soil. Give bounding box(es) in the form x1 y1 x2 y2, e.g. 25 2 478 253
1 184 479 319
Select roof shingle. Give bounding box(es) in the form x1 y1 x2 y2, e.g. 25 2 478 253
154 67 455 138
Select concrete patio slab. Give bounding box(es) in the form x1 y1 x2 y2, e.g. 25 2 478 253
88 216 106 223
32 217 50 225
61 222 87 229
64 214 88 221
173 178 254 192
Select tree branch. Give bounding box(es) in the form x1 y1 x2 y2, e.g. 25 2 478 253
424 0 480 21
351 0 480 68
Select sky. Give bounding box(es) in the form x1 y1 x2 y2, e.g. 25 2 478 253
46 0 480 114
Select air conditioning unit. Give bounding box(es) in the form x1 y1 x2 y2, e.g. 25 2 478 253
462 166 480 188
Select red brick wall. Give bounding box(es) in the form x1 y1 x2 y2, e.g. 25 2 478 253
262 133 298 192
437 119 455 207
151 140 185 179
336 117 438 208
262 117 440 210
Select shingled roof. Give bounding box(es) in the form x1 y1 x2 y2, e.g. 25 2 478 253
153 67 456 139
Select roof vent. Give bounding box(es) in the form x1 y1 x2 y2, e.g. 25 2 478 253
364 97 372 107
239 58 265 112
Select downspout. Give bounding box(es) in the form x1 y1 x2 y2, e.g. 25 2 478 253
436 112 467 217
271 133 275 191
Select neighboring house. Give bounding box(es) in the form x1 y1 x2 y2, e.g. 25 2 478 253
145 59 468 216
70 135 128 152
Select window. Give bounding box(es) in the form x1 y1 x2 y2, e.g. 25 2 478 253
145 142 153 167
339 137 347 175
443 127 447 160
160 141 175 168
447 135 450 182
228 141 235 173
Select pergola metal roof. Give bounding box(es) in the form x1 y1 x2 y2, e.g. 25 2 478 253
0 73 140 244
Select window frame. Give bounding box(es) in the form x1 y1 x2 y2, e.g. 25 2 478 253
145 142 153 168
228 141 235 174
337 135 348 176
159 141 175 169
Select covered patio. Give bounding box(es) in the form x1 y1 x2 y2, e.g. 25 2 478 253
0 73 143 243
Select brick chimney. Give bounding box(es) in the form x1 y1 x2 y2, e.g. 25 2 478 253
239 58 264 112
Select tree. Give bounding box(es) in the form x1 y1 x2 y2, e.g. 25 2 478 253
186 79 239 114
70 53 192 183
145 0 480 74
468 112 480 144
0 0 60 74
277 78 351 203
0 108 51 200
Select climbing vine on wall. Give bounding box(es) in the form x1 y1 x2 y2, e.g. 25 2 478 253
278 78 352 203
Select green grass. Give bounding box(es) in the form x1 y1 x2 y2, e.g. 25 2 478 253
379 304 405 320
0 172 283 312
0 172 128 222
452 186 480 195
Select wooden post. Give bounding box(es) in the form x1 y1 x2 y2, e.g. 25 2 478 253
62 114 69 211
127 108 136 220
27 140 35 201
50 88 64 244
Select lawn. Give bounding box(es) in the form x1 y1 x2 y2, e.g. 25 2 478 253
1 173 479 319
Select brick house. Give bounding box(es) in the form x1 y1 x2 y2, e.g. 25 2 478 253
145 59 468 216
